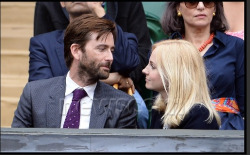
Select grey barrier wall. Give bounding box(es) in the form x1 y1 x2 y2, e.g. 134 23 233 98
1 128 244 152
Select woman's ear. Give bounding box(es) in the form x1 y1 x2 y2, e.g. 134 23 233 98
176 3 180 12
70 43 81 60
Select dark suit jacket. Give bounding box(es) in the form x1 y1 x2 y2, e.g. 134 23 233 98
150 104 219 129
29 30 68 81
12 76 137 128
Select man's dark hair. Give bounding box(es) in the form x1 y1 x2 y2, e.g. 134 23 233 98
64 13 116 68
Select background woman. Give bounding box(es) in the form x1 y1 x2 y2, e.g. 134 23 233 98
142 40 221 129
160 2 244 130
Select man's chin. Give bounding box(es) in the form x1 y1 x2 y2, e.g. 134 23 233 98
99 73 110 80
99 77 109 80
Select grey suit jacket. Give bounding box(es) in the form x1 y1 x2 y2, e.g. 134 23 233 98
11 76 137 128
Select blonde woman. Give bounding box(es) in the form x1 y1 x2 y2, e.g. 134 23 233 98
142 40 221 129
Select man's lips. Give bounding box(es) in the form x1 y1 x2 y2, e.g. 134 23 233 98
100 62 111 70
101 65 111 71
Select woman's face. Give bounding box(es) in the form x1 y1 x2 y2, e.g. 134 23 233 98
178 2 216 30
142 51 165 93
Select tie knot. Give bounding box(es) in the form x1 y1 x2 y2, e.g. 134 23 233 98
72 89 87 101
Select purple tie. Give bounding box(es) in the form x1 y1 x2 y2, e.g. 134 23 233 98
63 89 87 128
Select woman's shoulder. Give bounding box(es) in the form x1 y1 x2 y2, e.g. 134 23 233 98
177 104 219 129
185 104 210 119
190 104 208 113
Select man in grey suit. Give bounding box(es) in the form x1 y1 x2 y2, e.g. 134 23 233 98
11 13 137 129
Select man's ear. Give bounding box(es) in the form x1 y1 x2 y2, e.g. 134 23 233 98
60 2 65 8
70 43 81 60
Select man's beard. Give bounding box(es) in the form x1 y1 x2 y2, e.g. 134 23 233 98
78 59 111 83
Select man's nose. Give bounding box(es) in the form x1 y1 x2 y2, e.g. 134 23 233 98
106 49 113 62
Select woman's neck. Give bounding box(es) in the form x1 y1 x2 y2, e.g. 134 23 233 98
183 28 213 55
184 31 211 47
160 91 168 101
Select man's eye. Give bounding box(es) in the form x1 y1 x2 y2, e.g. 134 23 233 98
98 48 105 51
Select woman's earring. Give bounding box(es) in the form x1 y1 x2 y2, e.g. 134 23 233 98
177 11 182 17
213 12 215 16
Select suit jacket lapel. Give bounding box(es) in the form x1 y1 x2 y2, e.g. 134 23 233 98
89 82 110 128
47 76 66 128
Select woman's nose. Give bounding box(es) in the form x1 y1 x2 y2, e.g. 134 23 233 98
142 66 148 75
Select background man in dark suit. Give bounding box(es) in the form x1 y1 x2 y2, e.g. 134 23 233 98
11 14 137 128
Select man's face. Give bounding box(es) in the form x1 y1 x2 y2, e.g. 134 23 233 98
61 2 91 16
78 32 115 81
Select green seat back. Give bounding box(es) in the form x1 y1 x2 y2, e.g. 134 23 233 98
142 2 169 43
145 12 168 43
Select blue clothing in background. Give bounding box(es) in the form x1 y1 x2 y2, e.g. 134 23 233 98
133 90 149 128
204 31 244 118
218 112 244 130
170 31 245 130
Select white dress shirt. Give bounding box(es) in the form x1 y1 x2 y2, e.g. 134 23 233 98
60 72 97 129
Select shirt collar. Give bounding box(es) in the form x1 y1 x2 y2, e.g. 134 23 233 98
213 31 227 47
170 30 226 48
65 72 97 100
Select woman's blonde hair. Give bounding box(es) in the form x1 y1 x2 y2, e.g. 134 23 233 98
152 39 221 128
